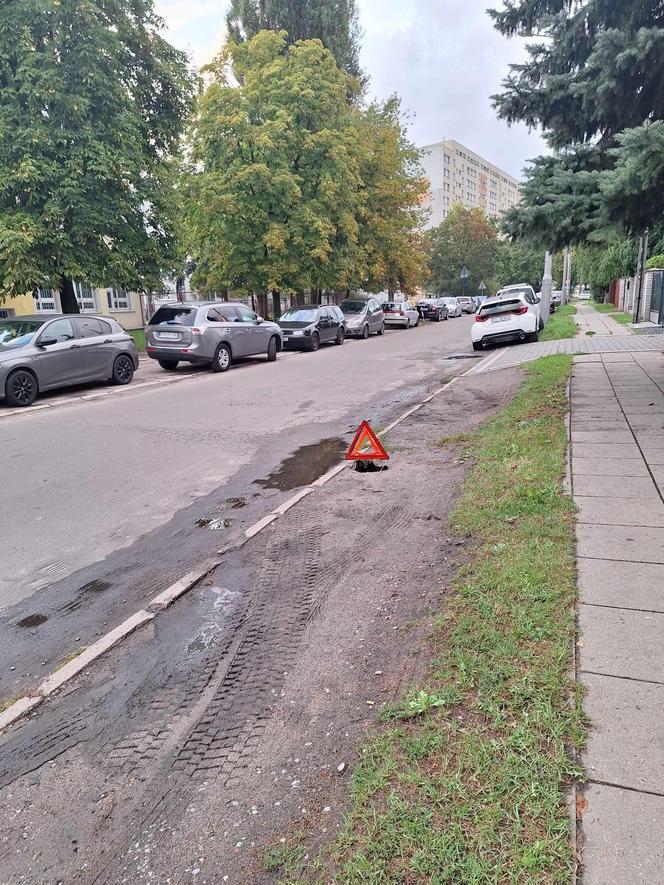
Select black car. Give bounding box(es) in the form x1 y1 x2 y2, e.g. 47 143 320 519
417 298 449 322
277 305 346 351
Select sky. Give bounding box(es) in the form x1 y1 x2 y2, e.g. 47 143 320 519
154 0 545 180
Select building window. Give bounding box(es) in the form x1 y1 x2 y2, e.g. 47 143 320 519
74 280 97 312
34 287 59 312
0 308 15 319
107 287 130 311
444 168 450 178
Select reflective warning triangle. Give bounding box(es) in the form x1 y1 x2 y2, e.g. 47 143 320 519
345 421 390 461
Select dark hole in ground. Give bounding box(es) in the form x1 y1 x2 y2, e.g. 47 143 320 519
444 353 483 360
255 437 348 491
17 613 48 628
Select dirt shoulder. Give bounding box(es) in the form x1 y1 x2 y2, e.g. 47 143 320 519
0 367 521 885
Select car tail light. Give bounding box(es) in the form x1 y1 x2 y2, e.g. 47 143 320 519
398 310 404 316
475 314 489 323
512 306 528 316
191 327 203 334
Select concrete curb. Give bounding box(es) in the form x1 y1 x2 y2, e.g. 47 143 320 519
0 358 487 735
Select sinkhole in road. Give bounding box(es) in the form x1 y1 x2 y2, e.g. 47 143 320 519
255 437 348 491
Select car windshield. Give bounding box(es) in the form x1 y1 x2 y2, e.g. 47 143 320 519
0 320 44 350
442 298 456 305
340 301 367 314
497 287 531 299
280 309 318 322
479 299 523 317
149 306 197 326
384 303 400 310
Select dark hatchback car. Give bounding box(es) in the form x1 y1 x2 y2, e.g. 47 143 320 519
0 314 138 407
278 305 346 351
417 298 449 322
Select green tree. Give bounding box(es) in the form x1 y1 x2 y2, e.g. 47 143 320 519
226 0 363 81
427 205 498 295
491 1 664 241
188 31 363 311
356 97 429 296
494 241 544 292
575 239 638 298
0 0 194 312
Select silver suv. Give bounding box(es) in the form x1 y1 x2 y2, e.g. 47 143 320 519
146 302 283 372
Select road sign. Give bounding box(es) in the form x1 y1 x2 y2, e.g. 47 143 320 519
345 421 390 462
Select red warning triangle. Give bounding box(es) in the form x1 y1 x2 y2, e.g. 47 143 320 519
345 421 390 461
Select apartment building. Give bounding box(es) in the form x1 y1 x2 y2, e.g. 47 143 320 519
0 284 145 330
420 139 521 229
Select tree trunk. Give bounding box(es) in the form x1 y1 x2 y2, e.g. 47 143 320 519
271 289 281 319
59 278 79 314
257 292 268 319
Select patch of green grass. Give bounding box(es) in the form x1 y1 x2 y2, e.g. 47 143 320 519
592 303 616 313
539 305 577 341
129 329 146 351
319 355 584 884
591 304 632 326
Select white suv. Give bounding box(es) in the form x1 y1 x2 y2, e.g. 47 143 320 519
494 284 543 330
471 293 539 351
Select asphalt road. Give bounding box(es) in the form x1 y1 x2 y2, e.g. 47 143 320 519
0 314 475 699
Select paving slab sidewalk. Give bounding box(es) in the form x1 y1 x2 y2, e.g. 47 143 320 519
575 302 629 337
571 351 664 882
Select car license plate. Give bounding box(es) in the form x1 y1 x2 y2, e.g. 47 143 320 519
492 315 511 324
159 331 179 339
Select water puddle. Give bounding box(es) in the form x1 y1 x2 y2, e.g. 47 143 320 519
195 517 231 530
254 437 347 491
17 613 48 628
444 353 483 360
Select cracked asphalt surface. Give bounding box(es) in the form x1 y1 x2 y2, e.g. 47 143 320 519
0 315 523 883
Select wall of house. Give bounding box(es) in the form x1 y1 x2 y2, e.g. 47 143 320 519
1 288 145 329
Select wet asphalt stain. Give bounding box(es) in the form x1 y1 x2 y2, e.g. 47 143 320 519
254 437 348 491
78 579 112 594
195 517 231 530
16 613 48 628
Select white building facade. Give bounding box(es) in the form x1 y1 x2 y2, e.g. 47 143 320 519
420 139 522 229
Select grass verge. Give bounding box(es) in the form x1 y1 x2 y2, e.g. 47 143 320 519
592 304 632 325
540 305 577 341
301 355 584 885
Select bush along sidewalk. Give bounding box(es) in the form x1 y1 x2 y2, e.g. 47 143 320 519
319 356 586 883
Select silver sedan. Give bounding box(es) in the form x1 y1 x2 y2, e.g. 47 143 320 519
0 315 139 407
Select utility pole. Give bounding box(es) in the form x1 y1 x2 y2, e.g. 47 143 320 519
540 250 553 324
562 246 572 304
632 230 650 323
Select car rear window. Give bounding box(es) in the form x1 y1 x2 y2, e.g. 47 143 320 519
497 288 531 299
479 299 522 317
149 307 197 326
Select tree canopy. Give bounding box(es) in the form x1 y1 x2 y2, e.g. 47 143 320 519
188 31 427 302
226 0 363 81
491 0 664 244
0 0 194 311
426 205 498 296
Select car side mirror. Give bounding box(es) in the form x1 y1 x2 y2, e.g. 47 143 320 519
37 337 57 348
256 316 263 324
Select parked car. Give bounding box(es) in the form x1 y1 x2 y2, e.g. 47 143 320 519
277 305 345 350
383 300 420 328
417 298 448 322
146 302 283 372
577 289 592 300
551 290 563 309
495 284 543 330
471 294 539 351
339 298 385 338
0 314 138 407
441 296 463 318
457 296 475 314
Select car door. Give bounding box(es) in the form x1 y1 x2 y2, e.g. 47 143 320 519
73 317 116 378
34 318 86 389
320 307 336 343
368 300 380 332
235 304 269 355
206 304 240 359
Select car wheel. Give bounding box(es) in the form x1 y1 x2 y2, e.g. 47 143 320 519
539 318 544 331
362 324 370 339
435 314 441 322
335 328 345 345
158 359 179 371
309 332 320 352
112 354 135 385
267 336 278 362
377 324 384 336
212 342 232 372
528 331 539 343
5 369 38 407
472 342 483 352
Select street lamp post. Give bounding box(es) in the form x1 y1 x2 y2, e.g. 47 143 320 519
461 265 470 299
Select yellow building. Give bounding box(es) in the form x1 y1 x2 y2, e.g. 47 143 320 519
0 283 145 330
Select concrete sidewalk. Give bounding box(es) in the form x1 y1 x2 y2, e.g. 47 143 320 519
575 302 629 337
571 351 664 883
